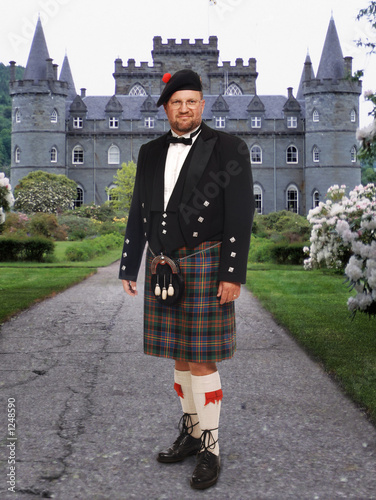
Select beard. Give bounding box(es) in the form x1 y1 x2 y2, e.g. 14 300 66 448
170 115 202 135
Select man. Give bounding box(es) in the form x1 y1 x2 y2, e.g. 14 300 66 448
119 69 254 489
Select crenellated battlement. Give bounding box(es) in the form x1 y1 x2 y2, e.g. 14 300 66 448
9 79 69 97
152 36 219 53
303 77 362 95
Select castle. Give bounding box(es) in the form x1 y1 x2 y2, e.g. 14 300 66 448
10 16 361 214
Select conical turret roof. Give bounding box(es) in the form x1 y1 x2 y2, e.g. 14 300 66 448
23 16 50 82
60 55 77 101
316 17 344 80
296 52 315 101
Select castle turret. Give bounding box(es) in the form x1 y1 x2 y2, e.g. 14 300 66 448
302 16 362 211
10 17 70 188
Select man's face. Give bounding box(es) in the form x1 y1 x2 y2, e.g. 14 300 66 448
163 90 205 135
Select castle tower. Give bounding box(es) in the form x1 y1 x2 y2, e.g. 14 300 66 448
302 16 361 211
9 17 73 188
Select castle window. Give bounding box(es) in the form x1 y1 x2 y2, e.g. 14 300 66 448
15 109 21 123
107 184 118 202
144 117 155 129
313 109 319 122
109 117 119 128
313 190 320 208
108 144 120 164
254 185 263 214
215 117 226 128
74 186 84 208
250 145 262 164
15 147 21 163
129 83 147 96
72 145 84 164
350 146 357 163
287 116 297 128
251 116 261 128
313 146 320 163
51 109 58 123
225 83 242 95
73 117 83 128
287 185 299 213
50 147 57 163
286 145 298 163
350 109 356 123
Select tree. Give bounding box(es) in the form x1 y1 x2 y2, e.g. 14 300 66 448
356 3 376 165
107 161 136 213
14 171 77 214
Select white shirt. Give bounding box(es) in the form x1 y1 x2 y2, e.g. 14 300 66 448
164 126 201 210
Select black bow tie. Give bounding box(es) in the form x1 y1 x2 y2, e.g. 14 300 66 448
167 135 192 145
166 127 201 146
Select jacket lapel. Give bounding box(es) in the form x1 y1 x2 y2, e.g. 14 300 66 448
180 125 217 207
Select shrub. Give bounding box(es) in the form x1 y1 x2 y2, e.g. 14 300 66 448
269 242 307 265
0 236 54 262
64 232 123 261
27 213 67 240
249 237 275 263
57 215 98 240
252 211 310 241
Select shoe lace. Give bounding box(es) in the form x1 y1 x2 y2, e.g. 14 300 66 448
199 428 218 453
178 412 199 436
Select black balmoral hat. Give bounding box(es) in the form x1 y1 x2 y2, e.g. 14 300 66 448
157 69 202 107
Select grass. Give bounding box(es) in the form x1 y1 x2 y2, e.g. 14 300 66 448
0 241 122 323
246 263 376 425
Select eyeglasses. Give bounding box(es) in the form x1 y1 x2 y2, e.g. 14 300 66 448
168 99 202 109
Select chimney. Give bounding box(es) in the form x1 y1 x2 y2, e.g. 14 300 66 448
344 56 353 77
81 88 86 98
287 87 293 98
304 60 312 82
53 64 59 80
9 61 16 82
46 58 54 80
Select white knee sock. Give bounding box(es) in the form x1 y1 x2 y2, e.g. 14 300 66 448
191 371 222 456
174 369 201 439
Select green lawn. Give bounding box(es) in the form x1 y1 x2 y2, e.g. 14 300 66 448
246 264 376 424
0 241 122 323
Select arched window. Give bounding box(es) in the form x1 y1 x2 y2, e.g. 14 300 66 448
286 145 298 163
74 186 84 208
15 109 21 123
14 147 21 163
129 83 147 96
250 145 262 164
51 109 58 123
107 184 118 202
313 146 320 163
350 109 356 123
313 190 320 208
72 145 84 164
254 185 263 214
286 184 299 213
313 109 319 122
350 146 357 163
50 147 57 163
108 144 120 164
225 83 242 95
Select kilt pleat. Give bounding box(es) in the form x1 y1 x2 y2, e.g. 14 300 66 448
144 241 236 362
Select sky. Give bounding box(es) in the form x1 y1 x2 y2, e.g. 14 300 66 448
1 0 375 126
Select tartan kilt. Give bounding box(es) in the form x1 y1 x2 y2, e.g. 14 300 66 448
144 241 236 362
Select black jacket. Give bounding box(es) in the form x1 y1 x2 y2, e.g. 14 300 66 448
118 122 255 284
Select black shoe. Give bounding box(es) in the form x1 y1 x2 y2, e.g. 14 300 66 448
190 449 221 489
157 433 201 463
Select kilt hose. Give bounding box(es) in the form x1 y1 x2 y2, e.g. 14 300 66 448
144 241 236 363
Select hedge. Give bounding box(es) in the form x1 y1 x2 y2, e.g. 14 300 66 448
0 237 55 262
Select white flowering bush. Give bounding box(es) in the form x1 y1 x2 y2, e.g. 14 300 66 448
14 171 77 214
0 172 15 224
304 184 376 317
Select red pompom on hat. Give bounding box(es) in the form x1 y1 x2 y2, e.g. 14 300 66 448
157 69 202 107
162 73 171 83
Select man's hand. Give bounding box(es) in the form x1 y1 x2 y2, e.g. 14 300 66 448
122 280 138 297
217 281 241 305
